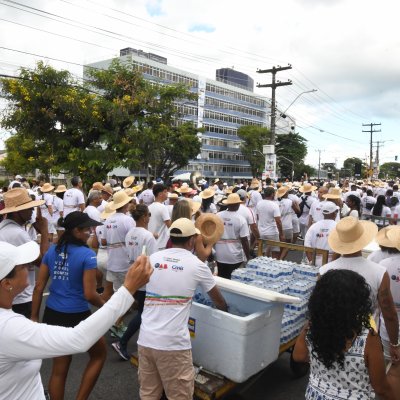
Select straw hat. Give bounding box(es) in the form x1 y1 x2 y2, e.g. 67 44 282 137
54 184 67 193
222 193 242 205
124 188 135 197
100 203 116 220
40 182 55 193
249 178 260 189
92 182 103 191
168 192 179 199
132 184 143 194
276 186 289 198
0 188 45 215
187 199 201 215
328 216 378 255
199 188 215 199
178 183 192 194
109 190 133 210
323 187 342 200
123 176 135 188
377 226 400 248
213 178 220 185
195 213 224 245
299 182 317 193
101 184 113 196
387 227 400 251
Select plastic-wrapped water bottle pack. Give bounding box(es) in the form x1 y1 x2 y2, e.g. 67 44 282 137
230 257 318 344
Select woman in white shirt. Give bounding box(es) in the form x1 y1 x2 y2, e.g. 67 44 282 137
0 241 151 400
345 194 361 219
372 195 391 227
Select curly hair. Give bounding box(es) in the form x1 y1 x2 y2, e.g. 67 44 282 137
307 270 372 370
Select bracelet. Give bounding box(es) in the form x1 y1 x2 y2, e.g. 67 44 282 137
390 341 400 348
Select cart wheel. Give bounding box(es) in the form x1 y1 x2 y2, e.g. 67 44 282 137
289 351 309 378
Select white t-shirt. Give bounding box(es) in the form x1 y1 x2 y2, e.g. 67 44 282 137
237 204 256 226
148 202 171 250
277 198 293 231
379 255 400 342
309 200 325 224
214 210 249 264
361 196 376 215
137 248 216 351
138 189 155 206
97 199 108 213
247 190 262 209
38 193 53 221
63 188 84 217
0 219 35 305
372 205 391 226
84 205 101 222
102 213 135 273
51 196 64 224
256 200 281 237
319 256 386 311
304 219 336 266
367 249 391 264
0 287 133 400
298 195 317 225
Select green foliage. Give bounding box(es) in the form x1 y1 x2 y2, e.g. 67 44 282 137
237 126 270 177
275 133 308 179
379 162 400 179
294 163 315 181
342 157 366 178
1 60 200 183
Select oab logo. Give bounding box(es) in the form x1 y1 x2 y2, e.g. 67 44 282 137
154 263 168 270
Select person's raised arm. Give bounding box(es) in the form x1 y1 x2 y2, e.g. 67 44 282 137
4 256 153 361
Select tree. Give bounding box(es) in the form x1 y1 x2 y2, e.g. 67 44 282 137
276 133 308 179
379 162 400 179
294 163 315 181
342 157 366 178
237 126 270 177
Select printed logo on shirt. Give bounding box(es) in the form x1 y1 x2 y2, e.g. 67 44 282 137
172 264 184 272
154 263 168 270
391 274 400 283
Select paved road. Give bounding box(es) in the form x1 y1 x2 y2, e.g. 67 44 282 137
40 247 309 399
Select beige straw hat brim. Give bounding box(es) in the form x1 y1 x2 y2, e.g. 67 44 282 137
299 184 317 193
385 226 400 250
199 189 215 199
0 188 45 215
276 186 289 198
195 213 224 245
123 176 135 188
54 185 67 193
109 192 133 210
328 217 378 255
40 183 55 193
100 206 116 220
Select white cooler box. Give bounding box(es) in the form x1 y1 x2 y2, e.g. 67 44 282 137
189 285 286 383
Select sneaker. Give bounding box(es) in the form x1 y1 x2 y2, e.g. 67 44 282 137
111 342 129 361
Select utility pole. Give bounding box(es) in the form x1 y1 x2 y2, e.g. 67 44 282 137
362 123 381 177
316 149 324 180
257 65 292 145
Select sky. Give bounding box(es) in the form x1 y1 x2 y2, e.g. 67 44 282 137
0 0 399 170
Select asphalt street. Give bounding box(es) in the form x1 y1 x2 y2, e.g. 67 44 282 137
39 248 309 399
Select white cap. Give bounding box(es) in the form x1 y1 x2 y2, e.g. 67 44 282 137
322 202 339 215
15 175 23 180
169 218 200 237
0 241 40 280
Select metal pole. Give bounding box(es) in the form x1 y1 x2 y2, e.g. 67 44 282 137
270 71 276 145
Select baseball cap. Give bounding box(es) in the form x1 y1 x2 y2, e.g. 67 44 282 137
322 202 339 215
0 241 40 280
169 218 200 237
60 211 103 230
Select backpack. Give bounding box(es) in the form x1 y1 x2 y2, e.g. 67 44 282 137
296 195 310 218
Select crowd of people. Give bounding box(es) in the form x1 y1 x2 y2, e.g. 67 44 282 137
0 173 399 399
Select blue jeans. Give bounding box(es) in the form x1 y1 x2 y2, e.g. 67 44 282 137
120 290 146 349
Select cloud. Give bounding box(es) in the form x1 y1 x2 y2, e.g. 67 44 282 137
145 0 165 16
188 23 215 33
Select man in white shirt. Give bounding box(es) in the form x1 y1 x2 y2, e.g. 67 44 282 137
304 202 338 266
84 190 102 222
148 184 171 250
0 188 49 318
139 181 155 206
97 185 113 213
298 182 317 239
256 187 284 258
320 216 400 363
361 189 376 216
138 218 227 400
63 176 85 218
247 178 262 210
215 193 250 279
308 186 328 226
